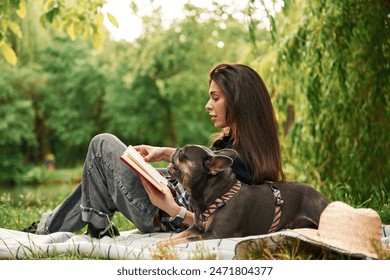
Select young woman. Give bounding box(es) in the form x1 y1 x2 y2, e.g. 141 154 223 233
25 63 284 238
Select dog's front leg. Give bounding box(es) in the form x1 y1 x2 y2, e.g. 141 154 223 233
157 227 201 246
187 231 218 243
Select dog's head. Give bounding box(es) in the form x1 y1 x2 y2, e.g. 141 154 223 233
167 145 238 191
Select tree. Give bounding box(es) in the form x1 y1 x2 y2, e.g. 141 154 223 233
0 1 252 186
248 0 390 188
104 2 251 148
0 62 38 185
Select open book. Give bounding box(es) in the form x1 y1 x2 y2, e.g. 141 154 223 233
120 145 167 193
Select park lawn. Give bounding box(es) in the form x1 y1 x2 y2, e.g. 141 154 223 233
0 166 136 235
0 166 388 260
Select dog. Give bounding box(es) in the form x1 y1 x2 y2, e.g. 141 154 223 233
160 144 331 245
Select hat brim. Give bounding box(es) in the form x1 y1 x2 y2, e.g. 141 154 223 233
235 229 389 259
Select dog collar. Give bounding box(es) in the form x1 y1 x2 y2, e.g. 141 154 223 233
199 181 242 225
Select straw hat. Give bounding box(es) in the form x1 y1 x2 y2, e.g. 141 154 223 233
235 201 389 259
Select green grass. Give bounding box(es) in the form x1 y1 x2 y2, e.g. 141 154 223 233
0 166 388 260
318 181 390 224
0 166 135 234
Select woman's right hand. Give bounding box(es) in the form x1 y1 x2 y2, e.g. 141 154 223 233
134 145 175 162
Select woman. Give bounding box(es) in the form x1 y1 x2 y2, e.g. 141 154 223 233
25 63 284 238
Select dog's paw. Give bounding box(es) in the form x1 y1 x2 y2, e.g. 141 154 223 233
156 238 175 247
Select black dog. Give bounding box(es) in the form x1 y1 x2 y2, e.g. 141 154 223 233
160 145 331 245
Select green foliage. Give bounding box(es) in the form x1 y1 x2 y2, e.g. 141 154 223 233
249 0 390 191
0 1 250 184
37 36 107 165
39 0 108 48
103 3 250 148
0 62 37 185
0 38 108 183
0 0 109 65
0 0 26 65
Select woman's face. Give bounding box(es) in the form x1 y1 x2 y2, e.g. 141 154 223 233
205 80 227 129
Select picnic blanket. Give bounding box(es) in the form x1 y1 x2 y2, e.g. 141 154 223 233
1 226 389 260
0 229 243 260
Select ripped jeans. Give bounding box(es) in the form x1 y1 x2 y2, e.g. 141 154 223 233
37 133 158 234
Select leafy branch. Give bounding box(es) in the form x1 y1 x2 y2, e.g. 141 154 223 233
0 0 119 65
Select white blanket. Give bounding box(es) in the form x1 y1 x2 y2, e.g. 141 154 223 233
1 226 389 260
0 228 245 260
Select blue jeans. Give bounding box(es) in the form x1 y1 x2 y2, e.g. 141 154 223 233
37 133 158 234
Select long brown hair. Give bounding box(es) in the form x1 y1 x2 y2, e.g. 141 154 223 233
209 63 284 183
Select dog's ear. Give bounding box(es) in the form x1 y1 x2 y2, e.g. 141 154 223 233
213 148 238 160
204 155 234 175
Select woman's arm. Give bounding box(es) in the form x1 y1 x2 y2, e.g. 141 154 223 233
134 145 176 163
139 176 195 226
135 145 194 225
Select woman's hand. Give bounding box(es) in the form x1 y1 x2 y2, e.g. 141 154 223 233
139 176 178 215
134 145 175 162
139 176 195 226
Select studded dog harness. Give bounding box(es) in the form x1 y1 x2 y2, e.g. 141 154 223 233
198 180 284 233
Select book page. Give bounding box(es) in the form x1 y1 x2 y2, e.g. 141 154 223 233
120 146 167 192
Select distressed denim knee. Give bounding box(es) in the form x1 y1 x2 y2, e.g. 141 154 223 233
80 133 157 232
36 133 157 234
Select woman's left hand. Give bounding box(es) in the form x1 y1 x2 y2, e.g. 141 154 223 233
139 176 180 217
